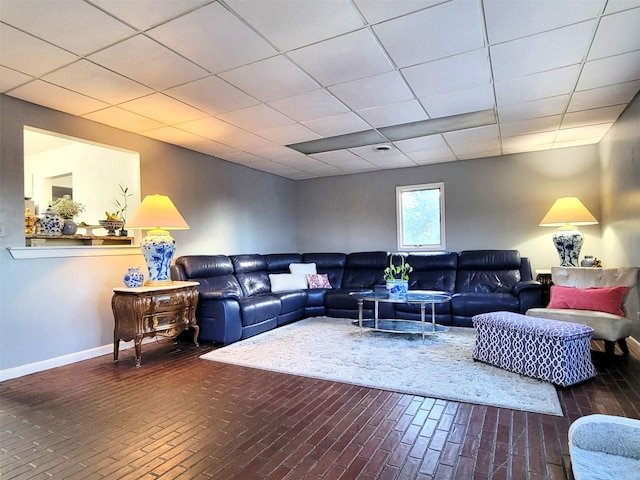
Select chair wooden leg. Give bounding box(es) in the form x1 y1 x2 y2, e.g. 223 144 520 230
617 338 630 357
604 340 616 366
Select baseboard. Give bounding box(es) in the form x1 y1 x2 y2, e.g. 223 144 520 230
0 339 152 382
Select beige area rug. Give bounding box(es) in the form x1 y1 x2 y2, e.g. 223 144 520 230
200 316 563 416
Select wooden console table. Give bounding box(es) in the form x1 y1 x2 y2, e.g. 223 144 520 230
112 281 200 367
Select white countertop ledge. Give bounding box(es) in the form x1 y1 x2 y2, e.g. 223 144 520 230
8 245 141 259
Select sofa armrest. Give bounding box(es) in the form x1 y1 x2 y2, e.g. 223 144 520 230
200 289 242 301
512 280 542 296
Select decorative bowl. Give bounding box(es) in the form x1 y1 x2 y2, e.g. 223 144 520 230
99 219 125 236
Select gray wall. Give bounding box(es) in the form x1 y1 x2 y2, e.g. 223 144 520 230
0 95 296 373
295 145 603 274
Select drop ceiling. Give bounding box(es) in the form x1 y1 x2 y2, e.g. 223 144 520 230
1 0 639 180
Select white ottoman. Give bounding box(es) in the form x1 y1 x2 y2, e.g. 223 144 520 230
472 311 597 387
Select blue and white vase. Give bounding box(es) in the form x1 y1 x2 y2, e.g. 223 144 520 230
123 267 145 288
41 208 63 235
139 229 176 284
386 280 408 298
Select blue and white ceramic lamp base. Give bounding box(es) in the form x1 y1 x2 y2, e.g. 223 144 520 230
139 229 177 285
552 229 584 267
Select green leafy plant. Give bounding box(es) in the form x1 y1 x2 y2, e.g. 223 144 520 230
112 185 132 223
384 254 413 282
51 195 85 220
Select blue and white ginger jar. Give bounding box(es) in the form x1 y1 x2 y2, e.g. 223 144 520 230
123 267 145 288
41 208 63 235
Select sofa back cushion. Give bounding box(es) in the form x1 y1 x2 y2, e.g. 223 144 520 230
342 251 388 289
455 250 522 293
302 253 346 288
407 252 457 293
231 254 271 297
174 255 243 297
265 253 303 273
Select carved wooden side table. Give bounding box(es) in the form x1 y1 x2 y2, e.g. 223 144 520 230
112 281 200 367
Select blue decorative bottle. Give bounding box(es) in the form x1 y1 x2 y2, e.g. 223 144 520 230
123 267 145 288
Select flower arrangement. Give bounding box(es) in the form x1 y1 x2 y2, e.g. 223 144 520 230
51 195 85 220
384 254 413 282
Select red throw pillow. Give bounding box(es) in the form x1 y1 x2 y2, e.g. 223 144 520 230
548 285 627 316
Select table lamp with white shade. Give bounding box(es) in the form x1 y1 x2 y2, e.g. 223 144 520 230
126 194 189 285
539 196 598 267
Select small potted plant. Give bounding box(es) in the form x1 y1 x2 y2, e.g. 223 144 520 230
384 254 413 298
51 194 85 235
112 185 132 236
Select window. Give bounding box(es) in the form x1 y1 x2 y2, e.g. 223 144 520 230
396 182 445 251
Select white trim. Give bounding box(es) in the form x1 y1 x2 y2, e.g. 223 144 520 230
0 338 155 381
7 245 140 259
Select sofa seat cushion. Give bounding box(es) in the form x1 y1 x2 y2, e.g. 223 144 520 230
306 288 327 308
451 292 518 316
324 289 368 310
526 308 632 342
272 290 308 314
394 300 451 315
238 296 280 327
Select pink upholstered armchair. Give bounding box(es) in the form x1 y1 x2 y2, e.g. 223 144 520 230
526 267 639 365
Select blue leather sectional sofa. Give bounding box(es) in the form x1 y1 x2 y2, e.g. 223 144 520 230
171 250 542 345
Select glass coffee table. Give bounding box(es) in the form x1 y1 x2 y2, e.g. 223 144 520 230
350 290 451 343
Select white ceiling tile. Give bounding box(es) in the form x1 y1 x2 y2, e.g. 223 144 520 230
257 124 321 145
568 81 640 111
187 140 238 158
490 21 596 80
225 0 364 51
0 0 136 55
420 84 495 117
406 147 456 164
501 131 557 150
484 0 604 44
268 89 349 122
494 65 581 106
449 138 501 155
576 50 640 91
561 105 627 129
310 149 368 168
500 116 562 138
139 126 208 145
402 49 491 97
443 125 500 145
217 104 295 131
90 0 208 30
356 100 427 128
303 113 371 137
7 80 109 116
373 0 485 68
42 60 154 104
219 56 319 102
555 123 614 142
457 149 502 160
552 138 600 149
503 144 553 155
146 2 276 73
218 134 279 152
88 35 209 90
175 117 248 140
0 66 32 92
498 95 571 122
358 152 415 168
393 134 448 153
354 0 446 24
288 29 394 86
82 107 164 132
218 151 270 165
164 76 259 116
119 93 208 124
0 24 78 77
588 8 640 60
604 0 640 14
329 71 414 110
249 146 307 161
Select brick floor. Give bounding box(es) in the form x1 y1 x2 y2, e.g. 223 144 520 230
1 337 638 479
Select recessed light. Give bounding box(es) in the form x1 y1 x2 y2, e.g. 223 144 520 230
373 144 391 152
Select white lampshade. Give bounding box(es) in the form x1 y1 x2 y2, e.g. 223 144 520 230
127 194 189 230
127 194 189 286
539 197 598 228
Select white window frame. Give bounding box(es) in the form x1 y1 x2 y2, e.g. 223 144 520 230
396 182 446 251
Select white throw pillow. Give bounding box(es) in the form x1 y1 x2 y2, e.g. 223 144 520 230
269 273 308 292
289 263 317 275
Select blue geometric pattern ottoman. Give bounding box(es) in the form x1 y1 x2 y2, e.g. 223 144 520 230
472 311 597 387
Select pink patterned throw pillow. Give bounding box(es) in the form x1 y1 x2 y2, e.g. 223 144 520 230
306 274 332 289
